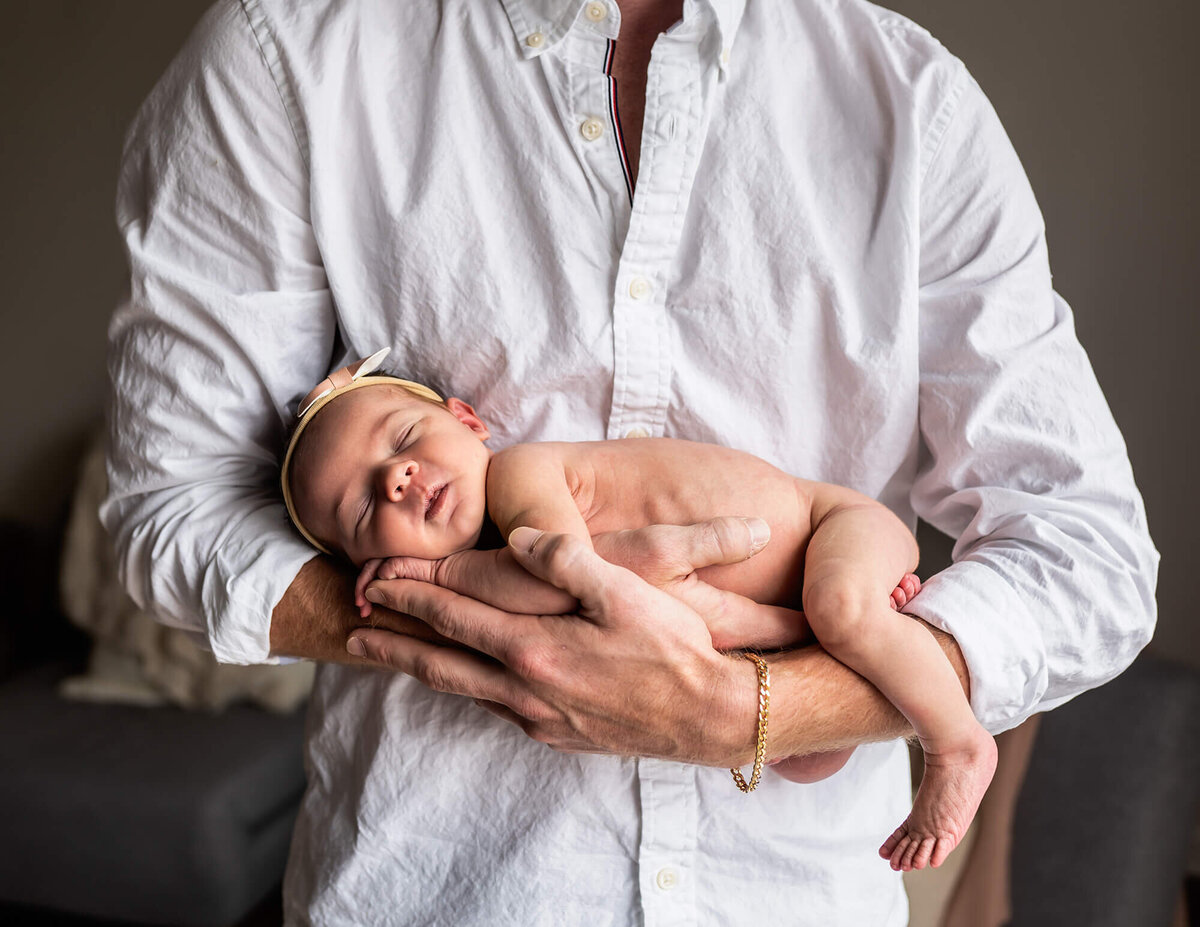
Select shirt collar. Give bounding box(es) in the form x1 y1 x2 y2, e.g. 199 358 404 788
498 0 746 76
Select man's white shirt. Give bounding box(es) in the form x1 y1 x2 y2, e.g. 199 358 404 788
104 0 1158 923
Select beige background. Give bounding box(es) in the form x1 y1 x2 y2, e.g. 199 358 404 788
0 0 1195 674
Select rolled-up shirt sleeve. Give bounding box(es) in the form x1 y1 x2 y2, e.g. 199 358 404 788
900 69 1160 733
101 1 333 664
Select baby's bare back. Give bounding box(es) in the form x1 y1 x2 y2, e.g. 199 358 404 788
559 438 827 608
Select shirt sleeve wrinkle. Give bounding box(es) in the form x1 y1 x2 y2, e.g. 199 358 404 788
103 0 335 664
904 74 1159 733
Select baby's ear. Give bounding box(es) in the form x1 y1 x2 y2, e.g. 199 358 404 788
445 397 491 442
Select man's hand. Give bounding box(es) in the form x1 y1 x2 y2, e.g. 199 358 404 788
591 523 809 650
347 520 768 766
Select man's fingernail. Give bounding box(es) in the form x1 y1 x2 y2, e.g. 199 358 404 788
364 588 382 604
743 517 771 555
508 525 542 554
347 637 367 657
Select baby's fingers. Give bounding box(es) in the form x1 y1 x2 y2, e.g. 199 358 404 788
355 559 386 611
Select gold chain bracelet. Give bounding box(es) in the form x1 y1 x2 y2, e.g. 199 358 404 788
730 652 770 793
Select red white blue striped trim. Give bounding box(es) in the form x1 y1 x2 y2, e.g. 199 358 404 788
603 39 635 206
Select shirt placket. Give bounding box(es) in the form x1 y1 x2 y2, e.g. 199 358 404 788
605 20 719 444
636 759 699 926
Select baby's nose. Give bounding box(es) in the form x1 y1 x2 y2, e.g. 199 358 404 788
383 460 418 502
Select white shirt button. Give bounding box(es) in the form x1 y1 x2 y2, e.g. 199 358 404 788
655 866 679 891
525 31 545 48
721 47 731 66
585 1 609 22
580 117 604 141
623 427 650 439
628 276 652 300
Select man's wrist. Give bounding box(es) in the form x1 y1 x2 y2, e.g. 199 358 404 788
709 650 766 767
269 555 353 662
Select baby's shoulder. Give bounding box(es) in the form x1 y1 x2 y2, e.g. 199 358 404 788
488 442 576 489
491 441 570 470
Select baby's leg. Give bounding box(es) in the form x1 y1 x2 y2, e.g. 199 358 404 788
766 572 920 784
802 501 996 872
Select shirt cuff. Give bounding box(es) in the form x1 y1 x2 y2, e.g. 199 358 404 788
902 559 1047 734
203 504 321 665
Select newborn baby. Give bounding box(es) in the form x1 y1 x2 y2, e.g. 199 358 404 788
281 350 997 872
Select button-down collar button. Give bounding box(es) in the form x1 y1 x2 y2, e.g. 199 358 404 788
628 275 652 300
525 31 545 48
585 1 609 22
721 47 731 66
624 427 650 439
655 866 679 890
580 117 604 141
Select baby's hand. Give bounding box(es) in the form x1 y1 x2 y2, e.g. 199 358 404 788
355 559 385 618
355 556 442 617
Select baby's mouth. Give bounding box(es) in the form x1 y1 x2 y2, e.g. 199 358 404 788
424 484 447 521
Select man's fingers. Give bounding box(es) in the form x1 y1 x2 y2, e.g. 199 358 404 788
348 629 514 702
364 577 524 658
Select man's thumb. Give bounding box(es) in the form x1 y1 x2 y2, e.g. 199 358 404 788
687 516 771 569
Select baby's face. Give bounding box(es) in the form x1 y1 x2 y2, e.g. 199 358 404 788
289 384 492 565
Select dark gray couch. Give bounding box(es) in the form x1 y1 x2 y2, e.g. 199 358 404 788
0 522 306 926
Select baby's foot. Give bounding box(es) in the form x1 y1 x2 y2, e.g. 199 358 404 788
878 724 997 872
889 573 921 610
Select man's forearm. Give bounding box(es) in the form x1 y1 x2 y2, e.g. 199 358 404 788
756 621 970 759
270 555 455 662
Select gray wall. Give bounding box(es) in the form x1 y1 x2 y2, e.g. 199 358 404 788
1 1 1195 665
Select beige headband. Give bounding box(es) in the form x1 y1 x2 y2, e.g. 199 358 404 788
280 348 443 554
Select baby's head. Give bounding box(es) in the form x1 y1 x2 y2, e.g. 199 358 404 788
281 355 492 565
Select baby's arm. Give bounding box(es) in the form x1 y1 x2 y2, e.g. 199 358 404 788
355 547 577 617
485 443 592 545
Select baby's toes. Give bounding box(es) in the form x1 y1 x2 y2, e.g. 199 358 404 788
930 838 955 870
911 836 936 870
879 824 907 859
888 835 913 871
900 836 925 871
